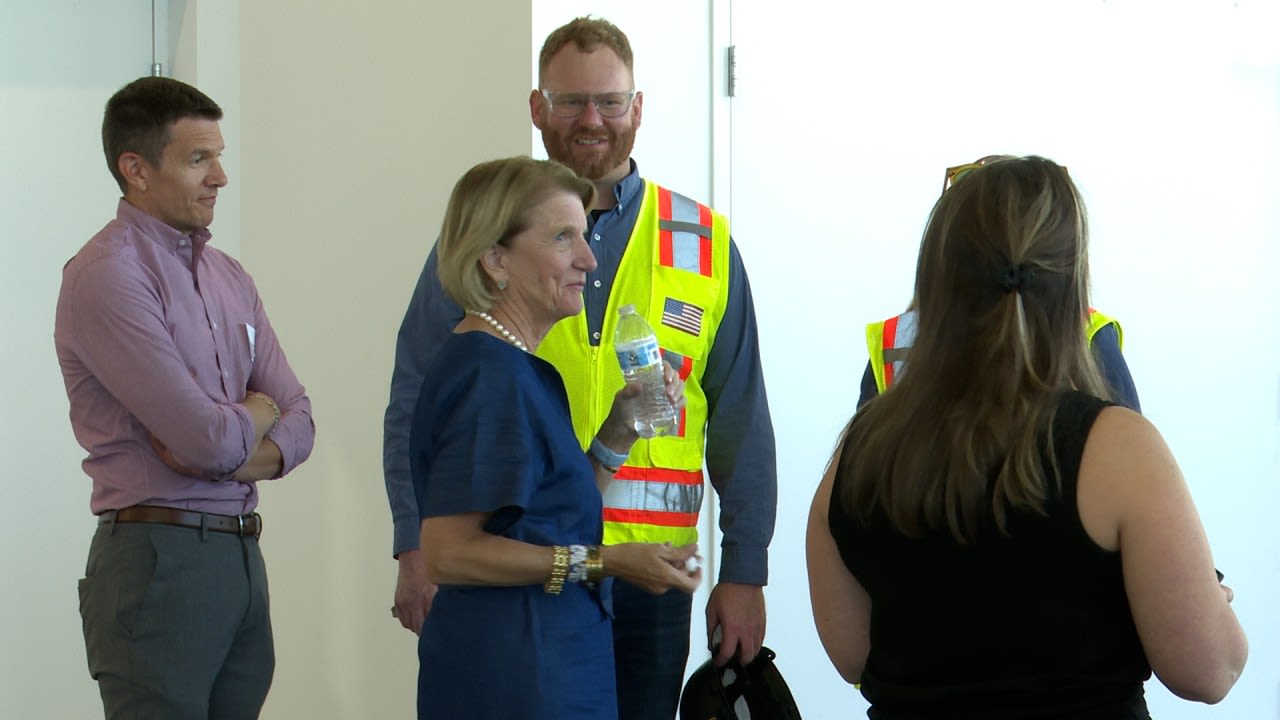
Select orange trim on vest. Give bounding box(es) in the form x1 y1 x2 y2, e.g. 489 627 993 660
613 465 704 486
604 508 700 528
698 203 714 277
883 314 900 387
670 352 693 380
658 187 674 267
668 351 694 438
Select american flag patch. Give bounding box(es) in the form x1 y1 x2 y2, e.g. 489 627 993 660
662 297 703 336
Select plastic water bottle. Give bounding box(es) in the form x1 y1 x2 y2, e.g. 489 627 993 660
614 304 679 438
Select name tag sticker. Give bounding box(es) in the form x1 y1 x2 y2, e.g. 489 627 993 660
244 323 256 363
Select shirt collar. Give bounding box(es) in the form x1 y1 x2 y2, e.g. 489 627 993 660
613 158 643 209
116 198 213 250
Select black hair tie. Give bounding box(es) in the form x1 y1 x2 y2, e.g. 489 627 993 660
1000 265 1035 293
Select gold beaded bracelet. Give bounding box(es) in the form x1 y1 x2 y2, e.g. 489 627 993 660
585 545 604 585
544 545 569 595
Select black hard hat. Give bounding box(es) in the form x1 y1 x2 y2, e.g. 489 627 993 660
679 646 803 720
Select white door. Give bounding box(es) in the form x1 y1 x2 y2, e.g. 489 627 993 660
729 2 1280 719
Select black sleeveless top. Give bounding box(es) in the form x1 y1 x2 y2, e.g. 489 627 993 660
829 391 1151 720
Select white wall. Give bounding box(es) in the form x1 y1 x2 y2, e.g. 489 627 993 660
0 2 184 714
731 2 1280 719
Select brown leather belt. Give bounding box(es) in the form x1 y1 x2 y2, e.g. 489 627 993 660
99 505 262 538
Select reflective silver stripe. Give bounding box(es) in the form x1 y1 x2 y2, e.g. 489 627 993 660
884 310 918 381
659 219 711 236
603 478 704 515
668 191 702 225
883 347 910 364
666 191 708 274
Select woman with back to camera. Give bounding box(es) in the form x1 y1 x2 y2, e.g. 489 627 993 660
410 156 700 720
806 156 1246 719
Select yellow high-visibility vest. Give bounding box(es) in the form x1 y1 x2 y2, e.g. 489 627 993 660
866 308 1123 394
538 182 731 546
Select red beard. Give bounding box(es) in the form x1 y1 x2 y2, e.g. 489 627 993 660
542 124 637 181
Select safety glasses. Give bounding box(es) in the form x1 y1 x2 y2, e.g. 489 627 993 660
943 155 1067 192
942 162 986 192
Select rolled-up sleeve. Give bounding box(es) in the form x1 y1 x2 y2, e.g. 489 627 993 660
246 288 314 477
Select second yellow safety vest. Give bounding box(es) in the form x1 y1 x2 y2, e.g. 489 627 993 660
866 308 1123 394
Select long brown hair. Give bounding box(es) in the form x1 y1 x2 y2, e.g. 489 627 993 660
838 156 1111 542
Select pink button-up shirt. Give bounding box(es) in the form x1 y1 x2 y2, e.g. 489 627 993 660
55 199 314 515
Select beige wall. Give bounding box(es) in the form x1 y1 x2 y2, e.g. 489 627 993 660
2 1 529 716
241 2 531 717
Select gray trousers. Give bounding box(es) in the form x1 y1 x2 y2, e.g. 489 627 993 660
78 521 274 719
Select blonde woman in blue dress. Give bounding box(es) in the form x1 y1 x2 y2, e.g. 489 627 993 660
410 156 700 720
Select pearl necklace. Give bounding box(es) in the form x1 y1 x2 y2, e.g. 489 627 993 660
468 310 529 353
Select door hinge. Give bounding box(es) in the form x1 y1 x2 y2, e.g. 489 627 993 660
727 45 736 97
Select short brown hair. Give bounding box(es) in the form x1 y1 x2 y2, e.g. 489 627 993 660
538 16 634 85
102 76 223 191
437 157 595 311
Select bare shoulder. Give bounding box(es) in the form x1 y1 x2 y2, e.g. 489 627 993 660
1081 405 1178 480
1086 404 1163 448
1077 405 1180 552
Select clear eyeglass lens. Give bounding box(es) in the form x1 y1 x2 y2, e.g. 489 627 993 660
547 92 632 118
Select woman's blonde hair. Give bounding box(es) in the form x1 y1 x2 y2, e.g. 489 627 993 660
436 156 594 311
838 156 1111 542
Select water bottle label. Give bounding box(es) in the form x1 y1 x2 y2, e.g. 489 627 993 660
616 338 662 373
